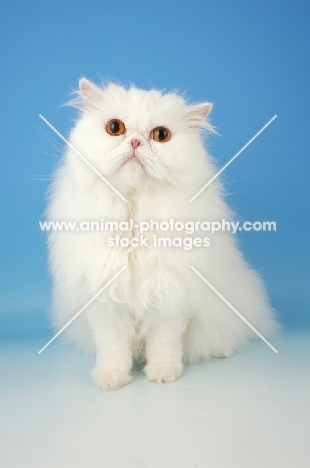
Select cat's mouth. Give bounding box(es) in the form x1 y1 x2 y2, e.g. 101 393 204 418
124 151 143 167
127 154 140 164
115 150 146 177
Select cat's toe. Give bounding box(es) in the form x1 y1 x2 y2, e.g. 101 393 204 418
91 367 133 390
144 361 182 383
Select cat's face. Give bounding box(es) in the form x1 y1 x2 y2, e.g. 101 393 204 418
69 79 213 191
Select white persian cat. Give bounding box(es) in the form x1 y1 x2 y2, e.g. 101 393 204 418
47 78 278 390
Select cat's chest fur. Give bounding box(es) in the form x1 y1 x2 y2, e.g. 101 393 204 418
70 186 198 313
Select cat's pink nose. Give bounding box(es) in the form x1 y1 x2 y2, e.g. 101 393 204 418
131 139 141 149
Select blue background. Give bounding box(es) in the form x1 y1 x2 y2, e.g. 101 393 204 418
1 0 309 341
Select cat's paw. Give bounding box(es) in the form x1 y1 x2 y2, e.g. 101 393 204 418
144 360 183 383
91 366 133 391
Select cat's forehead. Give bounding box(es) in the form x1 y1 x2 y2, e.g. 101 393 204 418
101 84 187 126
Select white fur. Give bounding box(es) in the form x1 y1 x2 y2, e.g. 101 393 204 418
47 79 278 390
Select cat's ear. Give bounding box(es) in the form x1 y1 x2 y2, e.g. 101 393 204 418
187 103 214 130
78 78 103 110
190 103 213 118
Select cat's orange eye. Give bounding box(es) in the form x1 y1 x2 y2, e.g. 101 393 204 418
151 127 171 143
106 119 126 136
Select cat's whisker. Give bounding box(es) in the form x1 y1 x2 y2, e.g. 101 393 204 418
156 172 181 203
31 174 54 181
160 158 201 168
162 173 187 192
34 125 64 155
34 149 60 159
150 174 166 202
161 165 201 188
144 159 180 201
156 164 188 193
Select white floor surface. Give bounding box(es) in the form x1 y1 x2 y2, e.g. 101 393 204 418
1 330 309 468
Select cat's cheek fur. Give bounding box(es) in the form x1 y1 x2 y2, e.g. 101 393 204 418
48 81 279 390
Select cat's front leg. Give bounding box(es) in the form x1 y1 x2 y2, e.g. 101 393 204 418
87 305 133 390
143 313 188 384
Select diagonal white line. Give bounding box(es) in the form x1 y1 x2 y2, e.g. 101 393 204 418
39 114 128 203
38 266 127 354
189 115 277 202
190 266 278 353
